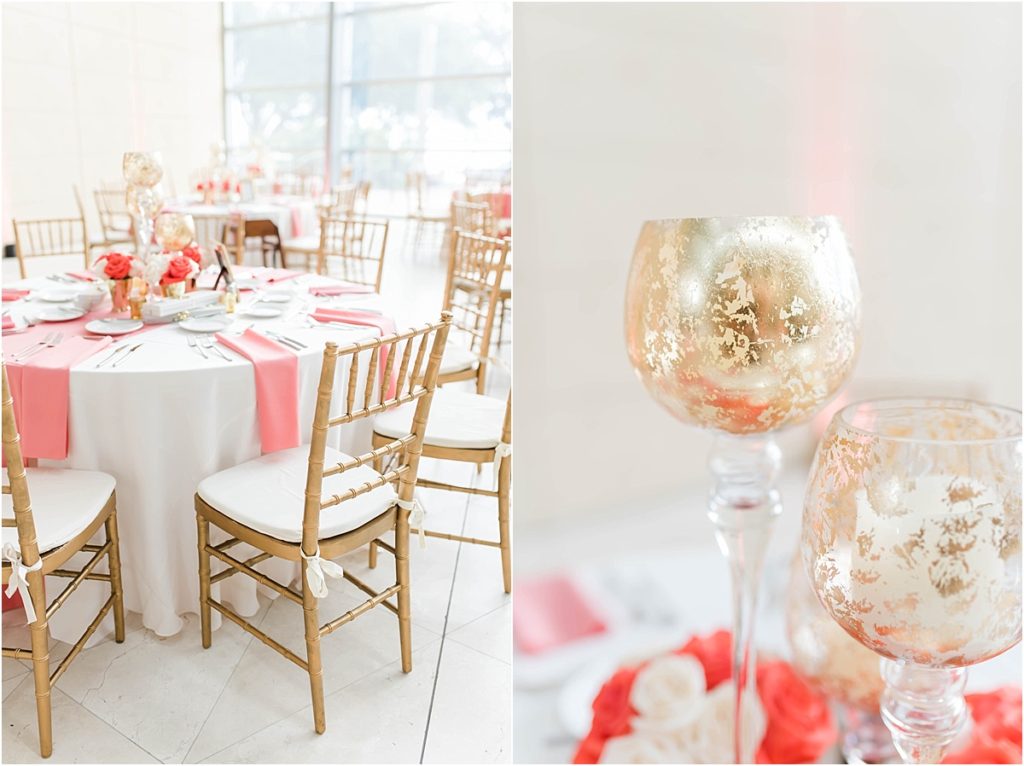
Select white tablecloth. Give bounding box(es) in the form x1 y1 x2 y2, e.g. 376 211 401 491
164 197 318 247
4 273 394 641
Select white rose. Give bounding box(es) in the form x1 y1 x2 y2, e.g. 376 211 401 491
143 252 171 288
629 654 706 732
599 732 693 764
677 681 766 764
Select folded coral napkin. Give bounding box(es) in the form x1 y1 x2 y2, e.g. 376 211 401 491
308 284 376 297
513 575 608 654
310 308 398 399
214 329 300 453
66 271 98 282
2 289 29 302
6 336 114 460
2 317 14 331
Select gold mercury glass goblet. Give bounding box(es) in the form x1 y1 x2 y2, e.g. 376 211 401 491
123 151 164 262
154 212 196 252
802 399 1022 764
624 216 861 763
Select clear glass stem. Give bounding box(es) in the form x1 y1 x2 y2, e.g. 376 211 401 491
842 704 899 764
706 434 782 764
133 213 153 262
880 659 967 764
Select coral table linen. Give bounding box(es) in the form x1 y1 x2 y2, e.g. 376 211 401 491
214 329 300 453
310 307 398 397
6 337 113 460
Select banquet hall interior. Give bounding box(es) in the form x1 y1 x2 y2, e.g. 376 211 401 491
1 2 511 763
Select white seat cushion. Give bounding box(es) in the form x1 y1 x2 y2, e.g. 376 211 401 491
197 446 397 543
374 390 505 450
282 236 320 253
440 341 479 375
2 468 115 553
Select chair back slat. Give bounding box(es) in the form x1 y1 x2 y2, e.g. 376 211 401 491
450 200 493 235
93 189 132 240
12 217 89 278
317 216 388 291
300 314 452 555
1 364 41 568
444 229 510 359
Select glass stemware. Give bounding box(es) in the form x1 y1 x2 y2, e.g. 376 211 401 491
154 213 196 252
625 216 861 762
802 398 1022 764
123 151 165 262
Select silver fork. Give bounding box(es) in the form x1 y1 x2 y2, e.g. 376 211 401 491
201 335 231 361
9 332 55 361
19 331 63 361
187 335 208 359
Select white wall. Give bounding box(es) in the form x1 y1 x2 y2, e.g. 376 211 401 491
514 3 1022 524
2 1 224 240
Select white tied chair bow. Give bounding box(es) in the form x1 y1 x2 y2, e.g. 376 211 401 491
493 442 512 490
299 545 344 599
396 497 426 549
3 543 42 624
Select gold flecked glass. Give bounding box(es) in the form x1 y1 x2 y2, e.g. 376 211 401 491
154 213 196 252
123 151 163 188
802 398 1022 763
625 216 860 434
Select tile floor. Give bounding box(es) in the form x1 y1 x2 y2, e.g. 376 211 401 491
2 220 512 763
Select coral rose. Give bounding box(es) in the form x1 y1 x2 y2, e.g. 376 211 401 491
944 687 1022 764
95 252 134 280
573 666 639 763
675 629 732 690
160 255 195 285
755 660 836 764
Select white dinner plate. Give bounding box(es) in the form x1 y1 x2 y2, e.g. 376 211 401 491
85 318 144 335
241 303 284 318
37 289 78 303
179 316 232 333
35 305 86 322
258 291 292 303
233 278 260 289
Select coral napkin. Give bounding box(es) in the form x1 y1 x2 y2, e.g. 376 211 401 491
6 336 113 460
214 329 300 453
308 284 376 297
310 308 398 398
513 575 608 654
66 271 98 282
241 268 301 285
290 207 303 238
2 317 14 331
2 289 29 302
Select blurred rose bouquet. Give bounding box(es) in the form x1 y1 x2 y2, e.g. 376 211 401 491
944 687 1022 764
91 252 140 281
573 630 837 764
160 254 199 286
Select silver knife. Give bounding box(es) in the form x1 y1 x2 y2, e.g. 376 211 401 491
267 331 307 349
111 343 143 368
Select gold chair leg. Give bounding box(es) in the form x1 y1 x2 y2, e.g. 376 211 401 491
28 580 52 758
196 511 212 649
395 512 412 672
498 461 512 594
368 540 378 569
105 509 126 643
301 563 327 734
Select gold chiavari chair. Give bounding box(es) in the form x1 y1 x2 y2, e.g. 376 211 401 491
311 216 389 289
281 185 360 271
73 187 132 255
11 217 89 279
1 364 127 759
438 229 510 394
451 199 495 236
405 172 448 255
92 189 134 251
370 391 512 593
193 212 246 265
194 314 452 734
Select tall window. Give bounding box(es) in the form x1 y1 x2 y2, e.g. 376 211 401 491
223 1 511 197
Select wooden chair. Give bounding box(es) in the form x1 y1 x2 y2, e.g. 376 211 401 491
281 185 360 271
438 229 510 394
225 219 285 268
405 172 448 255
194 314 452 734
451 199 494 236
370 391 512 593
73 187 132 255
11 217 89 279
193 212 246 265
305 216 388 289
2 364 127 759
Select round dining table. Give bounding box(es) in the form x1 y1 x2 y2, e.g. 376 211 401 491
163 196 319 247
3 271 394 642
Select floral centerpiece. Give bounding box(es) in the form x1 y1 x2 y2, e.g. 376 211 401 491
158 254 200 299
91 252 141 311
944 687 1022 764
573 630 837 764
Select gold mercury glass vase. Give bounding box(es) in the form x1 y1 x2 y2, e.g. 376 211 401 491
624 216 861 763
